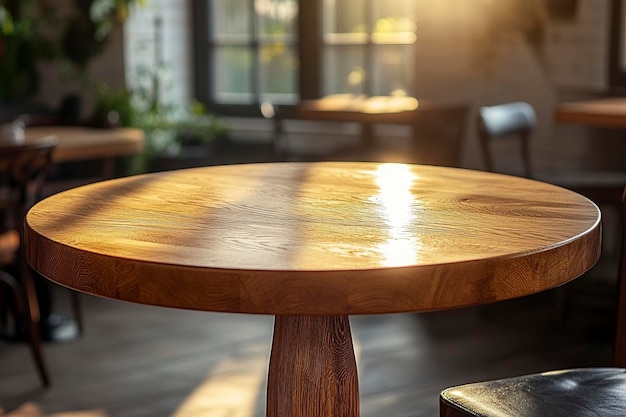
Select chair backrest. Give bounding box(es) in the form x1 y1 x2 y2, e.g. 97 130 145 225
0 137 58 235
477 101 536 177
409 103 470 167
614 187 626 366
0 137 57 323
0 138 57 387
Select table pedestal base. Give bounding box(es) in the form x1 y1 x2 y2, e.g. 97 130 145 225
267 315 359 417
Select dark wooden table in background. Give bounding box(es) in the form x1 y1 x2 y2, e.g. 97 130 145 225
26 126 144 178
555 97 626 129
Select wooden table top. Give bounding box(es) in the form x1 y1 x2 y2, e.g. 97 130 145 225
25 126 145 163
25 162 601 315
554 97 626 129
296 94 423 124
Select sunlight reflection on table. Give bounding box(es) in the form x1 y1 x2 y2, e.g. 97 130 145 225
373 163 422 267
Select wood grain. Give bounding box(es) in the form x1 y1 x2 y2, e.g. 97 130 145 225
294 96 469 165
25 126 144 163
267 315 358 417
296 95 464 125
297 94 419 124
25 161 601 315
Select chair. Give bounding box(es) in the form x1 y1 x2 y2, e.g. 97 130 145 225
439 187 626 417
407 102 470 167
479 101 626 323
0 134 85 341
336 101 470 167
0 137 59 387
477 101 626 205
264 100 470 166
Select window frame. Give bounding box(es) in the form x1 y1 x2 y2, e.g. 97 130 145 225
193 0 416 117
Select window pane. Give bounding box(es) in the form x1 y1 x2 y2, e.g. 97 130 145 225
260 44 298 100
323 0 367 35
212 0 250 37
256 0 298 37
214 47 254 103
371 44 414 96
323 45 366 95
321 1 417 97
372 0 416 34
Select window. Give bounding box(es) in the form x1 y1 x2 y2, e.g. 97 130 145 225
194 0 417 115
321 0 416 96
203 0 299 105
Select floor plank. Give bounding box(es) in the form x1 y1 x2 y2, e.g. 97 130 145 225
0 282 614 417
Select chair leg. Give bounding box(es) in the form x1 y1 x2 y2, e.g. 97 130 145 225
25 307 51 387
22 271 51 387
2 270 51 387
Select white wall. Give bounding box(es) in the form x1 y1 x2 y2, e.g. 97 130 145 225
34 26 126 119
124 0 193 111
33 1 193 118
408 0 612 171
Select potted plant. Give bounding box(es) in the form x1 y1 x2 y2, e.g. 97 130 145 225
0 1 52 103
92 63 228 174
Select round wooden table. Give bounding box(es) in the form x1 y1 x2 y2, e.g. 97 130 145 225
25 126 145 163
25 126 145 178
25 162 601 417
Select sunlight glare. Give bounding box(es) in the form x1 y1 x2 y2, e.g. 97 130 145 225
372 164 422 267
1 402 108 417
172 354 267 417
171 341 362 417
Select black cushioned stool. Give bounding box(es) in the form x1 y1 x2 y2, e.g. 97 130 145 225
440 187 626 417
440 368 626 416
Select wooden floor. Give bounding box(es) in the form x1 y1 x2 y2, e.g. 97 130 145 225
0 141 620 417
0 280 616 417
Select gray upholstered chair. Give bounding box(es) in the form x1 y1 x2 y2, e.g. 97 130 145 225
478 101 626 205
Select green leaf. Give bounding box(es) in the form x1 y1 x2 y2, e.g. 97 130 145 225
0 7 15 35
